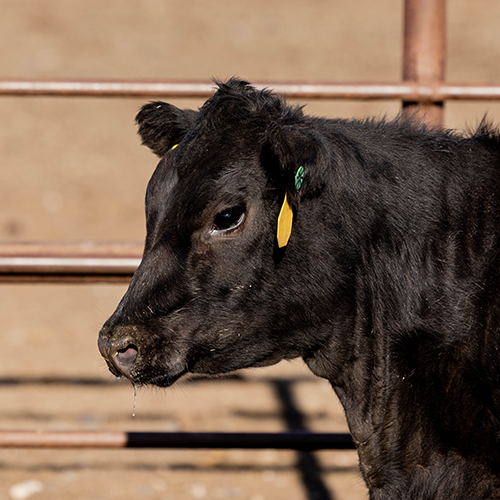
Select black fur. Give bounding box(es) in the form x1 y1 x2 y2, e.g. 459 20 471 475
99 78 500 499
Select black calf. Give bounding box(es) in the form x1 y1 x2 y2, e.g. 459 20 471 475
99 78 500 499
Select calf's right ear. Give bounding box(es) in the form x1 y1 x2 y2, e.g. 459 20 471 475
135 102 198 158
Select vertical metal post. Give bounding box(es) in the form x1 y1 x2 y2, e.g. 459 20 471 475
403 0 446 127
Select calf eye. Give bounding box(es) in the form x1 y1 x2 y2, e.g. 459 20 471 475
212 207 245 232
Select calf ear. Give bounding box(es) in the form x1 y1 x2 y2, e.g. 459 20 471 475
263 122 326 208
135 102 198 158
263 122 328 249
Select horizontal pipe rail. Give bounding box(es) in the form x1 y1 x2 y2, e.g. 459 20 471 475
0 241 142 282
1 78 500 101
0 257 139 281
0 430 355 450
0 241 143 257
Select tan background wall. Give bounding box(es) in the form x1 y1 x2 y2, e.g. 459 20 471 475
0 1 499 499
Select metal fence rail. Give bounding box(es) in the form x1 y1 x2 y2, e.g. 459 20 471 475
0 242 141 282
0 431 355 450
0 0 495 451
1 79 500 102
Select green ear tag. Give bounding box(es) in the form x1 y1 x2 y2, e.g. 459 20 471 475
277 193 293 248
295 166 305 190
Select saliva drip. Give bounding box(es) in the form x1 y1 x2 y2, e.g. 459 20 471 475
132 384 138 417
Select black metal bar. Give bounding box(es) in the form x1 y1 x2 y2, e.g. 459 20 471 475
127 432 355 450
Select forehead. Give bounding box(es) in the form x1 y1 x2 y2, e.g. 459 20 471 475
146 134 264 216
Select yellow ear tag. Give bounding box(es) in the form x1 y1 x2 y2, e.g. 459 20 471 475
171 144 178 150
277 193 293 248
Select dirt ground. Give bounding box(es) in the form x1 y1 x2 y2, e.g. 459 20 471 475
1 0 500 499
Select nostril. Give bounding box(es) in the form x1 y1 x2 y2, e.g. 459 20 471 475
114 344 138 371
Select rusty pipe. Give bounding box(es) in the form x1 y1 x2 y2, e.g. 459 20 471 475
0 78 500 101
0 241 142 282
403 0 446 126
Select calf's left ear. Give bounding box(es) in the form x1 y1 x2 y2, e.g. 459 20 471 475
135 102 199 158
263 122 327 208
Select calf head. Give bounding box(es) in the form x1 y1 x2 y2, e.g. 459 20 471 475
98 79 350 387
